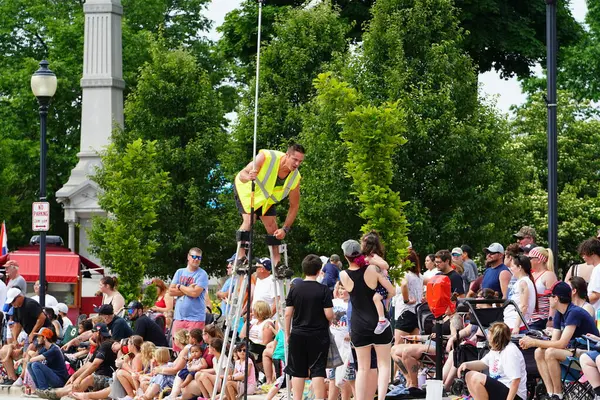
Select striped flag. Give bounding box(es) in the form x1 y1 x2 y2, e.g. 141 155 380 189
0 221 7 256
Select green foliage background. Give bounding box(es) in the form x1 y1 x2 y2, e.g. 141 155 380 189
1 0 599 287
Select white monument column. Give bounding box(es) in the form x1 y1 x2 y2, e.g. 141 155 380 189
56 0 124 262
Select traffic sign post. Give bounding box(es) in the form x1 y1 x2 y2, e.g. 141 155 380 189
32 202 50 232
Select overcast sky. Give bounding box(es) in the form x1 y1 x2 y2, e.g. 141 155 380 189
204 0 589 115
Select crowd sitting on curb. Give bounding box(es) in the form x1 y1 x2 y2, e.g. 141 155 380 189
6 226 600 400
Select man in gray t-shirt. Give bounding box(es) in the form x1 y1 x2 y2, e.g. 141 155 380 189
460 245 479 293
5 261 27 294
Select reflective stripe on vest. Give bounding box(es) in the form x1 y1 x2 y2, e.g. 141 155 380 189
234 149 301 213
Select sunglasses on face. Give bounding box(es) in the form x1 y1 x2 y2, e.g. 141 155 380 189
190 255 202 260
451 253 461 257
237 348 246 352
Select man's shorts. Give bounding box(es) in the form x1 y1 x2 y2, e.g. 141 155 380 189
92 374 113 391
172 320 205 351
285 332 328 379
233 185 276 217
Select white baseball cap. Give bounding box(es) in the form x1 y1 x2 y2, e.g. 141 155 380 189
56 303 68 314
5 288 21 304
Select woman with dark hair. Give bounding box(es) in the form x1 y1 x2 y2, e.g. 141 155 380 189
44 307 63 341
458 322 527 400
99 276 125 317
568 276 594 317
393 249 423 342
150 278 174 314
339 240 395 400
505 255 537 334
422 254 438 283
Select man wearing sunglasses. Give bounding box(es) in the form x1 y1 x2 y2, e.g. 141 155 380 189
481 242 511 299
169 247 209 350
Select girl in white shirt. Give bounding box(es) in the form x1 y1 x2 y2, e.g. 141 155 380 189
458 322 527 400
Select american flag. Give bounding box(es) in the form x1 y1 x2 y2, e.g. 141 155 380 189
1 221 7 256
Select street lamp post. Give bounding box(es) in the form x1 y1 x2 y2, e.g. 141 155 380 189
546 0 558 262
31 60 57 309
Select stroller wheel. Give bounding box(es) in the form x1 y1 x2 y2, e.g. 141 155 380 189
451 378 468 396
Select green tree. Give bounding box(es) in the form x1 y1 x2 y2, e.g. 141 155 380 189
297 73 362 255
352 0 520 255
89 139 171 303
223 2 349 174
0 0 220 249
561 1 600 100
509 91 600 273
219 0 581 80
117 39 229 277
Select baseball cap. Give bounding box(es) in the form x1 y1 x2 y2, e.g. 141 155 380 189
98 304 114 315
5 288 21 304
483 243 504 254
33 327 55 341
451 247 463 256
513 226 537 239
128 301 143 310
341 240 361 258
551 281 572 299
227 253 237 263
256 257 272 271
330 254 340 263
483 243 504 253
56 303 68 314
92 322 111 338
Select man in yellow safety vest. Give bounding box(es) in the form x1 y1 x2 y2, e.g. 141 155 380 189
233 143 305 267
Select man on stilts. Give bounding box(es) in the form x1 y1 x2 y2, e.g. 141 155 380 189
233 142 305 267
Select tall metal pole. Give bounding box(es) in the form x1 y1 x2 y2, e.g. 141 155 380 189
245 1 265 399
38 103 48 308
546 0 558 262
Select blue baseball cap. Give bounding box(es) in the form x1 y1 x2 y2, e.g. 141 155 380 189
227 253 237 263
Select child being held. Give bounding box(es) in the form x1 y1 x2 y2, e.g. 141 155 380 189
362 230 392 334
180 344 204 390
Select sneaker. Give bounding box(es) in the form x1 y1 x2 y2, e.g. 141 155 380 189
374 319 390 334
12 376 23 386
1 379 15 386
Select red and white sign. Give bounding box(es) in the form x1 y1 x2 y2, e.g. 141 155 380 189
32 202 50 232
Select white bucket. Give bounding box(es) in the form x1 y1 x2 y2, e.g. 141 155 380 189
425 379 443 400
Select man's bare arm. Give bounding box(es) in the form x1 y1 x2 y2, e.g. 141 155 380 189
238 153 266 183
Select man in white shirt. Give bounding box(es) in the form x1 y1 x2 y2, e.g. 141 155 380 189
252 257 277 316
582 238 600 310
30 280 58 308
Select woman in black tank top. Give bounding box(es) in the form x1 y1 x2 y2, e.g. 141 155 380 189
339 240 395 400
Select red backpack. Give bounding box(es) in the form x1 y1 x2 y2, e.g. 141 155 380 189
427 275 455 318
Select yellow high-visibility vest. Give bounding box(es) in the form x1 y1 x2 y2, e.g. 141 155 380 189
234 149 301 214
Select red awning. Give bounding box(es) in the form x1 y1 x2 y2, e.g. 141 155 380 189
5 249 80 283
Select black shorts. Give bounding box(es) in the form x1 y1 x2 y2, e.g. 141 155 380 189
249 342 267 361
395 311 418 333
351 325 393 347
285 332 328 378
234 185 277 216
483 375 523 400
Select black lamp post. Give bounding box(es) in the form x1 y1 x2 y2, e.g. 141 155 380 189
31 60 57 309
546 0 558 262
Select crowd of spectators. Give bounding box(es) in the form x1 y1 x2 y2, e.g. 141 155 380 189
5 225 600 400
